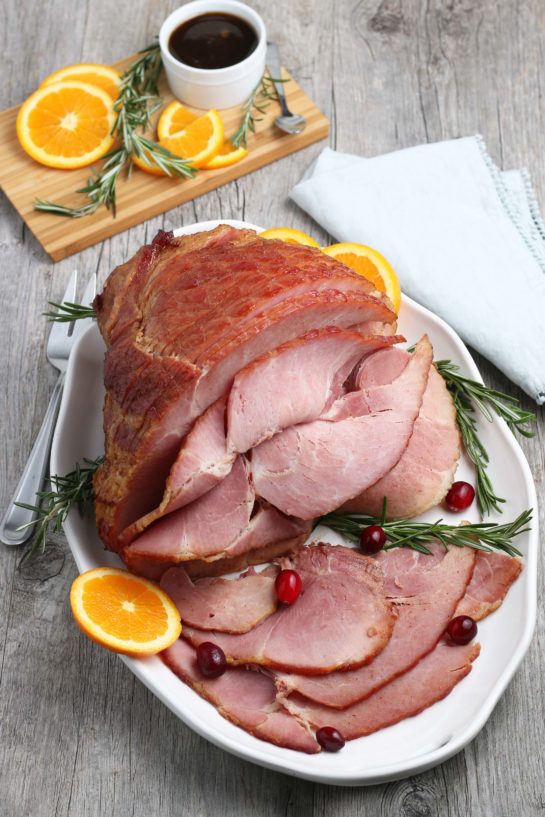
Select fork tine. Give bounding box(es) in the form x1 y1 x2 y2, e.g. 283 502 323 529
47 270 79 348
71 272 97 342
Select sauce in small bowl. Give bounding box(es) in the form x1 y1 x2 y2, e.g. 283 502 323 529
160 1 267 110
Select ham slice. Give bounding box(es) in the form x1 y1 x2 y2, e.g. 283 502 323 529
93 227 396 551
160 566 278 633
183 544 395 674
455 551 523 620
123 456 254 568
275 543 475 708
162 638 320 754
227 329 403 454
343 359 460 517
282 640 480 740
252 337 432 519
120 397 236 547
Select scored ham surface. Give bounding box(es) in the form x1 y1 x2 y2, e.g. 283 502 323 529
252 336 432 519
183 544 396 674
274 543 475 708
160 566 278 633
93 227 397 551
455 550 523 620
281 640 480 740
162 638 320 754
342 352 461 517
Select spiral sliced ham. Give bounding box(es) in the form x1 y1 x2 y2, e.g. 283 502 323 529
274 542 475 708
252 337 432 519
162 638 320 754
455 551 523 620
93 227 396 551
183 545 396 674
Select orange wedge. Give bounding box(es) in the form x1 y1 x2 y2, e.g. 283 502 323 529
41 63 122 101
160 109 224 169
203 139 248 169
260 227 320 248
16 81 116 169
157 100 199 140
322 242 402 312
70 567 182 655
131 144 170 177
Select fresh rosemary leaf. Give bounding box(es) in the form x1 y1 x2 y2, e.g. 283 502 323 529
231 74 285 148
43 301 96 322
16 456 103 560
318 507 531 558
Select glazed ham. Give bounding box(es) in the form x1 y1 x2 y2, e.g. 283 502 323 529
251 337 432 518
93 227 397 551
275 543 475 708
455 551 523 620
162 638 320 754
183 545 396 674
160 566 278 633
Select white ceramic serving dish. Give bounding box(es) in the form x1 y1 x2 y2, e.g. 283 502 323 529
159 1 266 109
50 219 538 786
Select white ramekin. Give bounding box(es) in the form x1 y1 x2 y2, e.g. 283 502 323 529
159 0 267 110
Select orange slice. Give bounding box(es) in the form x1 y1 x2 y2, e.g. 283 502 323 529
322 242 402 312
157 100 199 140
41 63 122 101
70 567 182 655
160 109 224 169
260 227 320 248
16 81 116 169
203 139 248 169
131 144 171 177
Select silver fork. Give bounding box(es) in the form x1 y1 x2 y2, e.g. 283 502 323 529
0 271 97 546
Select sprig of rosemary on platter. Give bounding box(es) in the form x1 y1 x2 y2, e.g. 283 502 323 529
231 74 284 148
318 507 531 558
435 359 535 516
43 301 96 322
34 43 195 219
16 456 103 559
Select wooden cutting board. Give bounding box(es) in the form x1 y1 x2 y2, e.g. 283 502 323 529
0 54 329 261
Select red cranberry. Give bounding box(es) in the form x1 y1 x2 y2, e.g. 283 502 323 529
275 569 302 605
446 615 478 645
359 525 387 554
445 481 475 512
196 642 227 678
316 726 345 752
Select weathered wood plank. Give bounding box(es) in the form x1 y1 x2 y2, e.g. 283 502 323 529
1 0 544 815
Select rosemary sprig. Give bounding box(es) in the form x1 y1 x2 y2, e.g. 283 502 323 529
435 360 535 516
16 456 103 559
318 508 531 558
34 43 195 219
43 301 96 322
231 74 284 148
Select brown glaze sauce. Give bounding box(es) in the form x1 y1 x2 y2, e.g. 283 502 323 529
168 13 258 70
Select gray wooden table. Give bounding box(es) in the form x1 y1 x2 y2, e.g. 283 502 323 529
1 1 544 814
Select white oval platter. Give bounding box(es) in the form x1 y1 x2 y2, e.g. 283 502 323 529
50 219 538 786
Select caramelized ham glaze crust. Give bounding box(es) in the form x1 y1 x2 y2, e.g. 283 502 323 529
94 226 397 551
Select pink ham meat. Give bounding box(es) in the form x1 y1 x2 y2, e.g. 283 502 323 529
275 543 475 708
342 352 460 517
123 456 254 569
227 328 404 454
183 544 395 674
455 551 523 620
282 640 480 740
160 566 278 633
162 638 319 753
93 227 397 551
119 397 235 547
252 337 432 519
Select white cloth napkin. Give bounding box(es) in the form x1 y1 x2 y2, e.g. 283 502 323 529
290 136 545 404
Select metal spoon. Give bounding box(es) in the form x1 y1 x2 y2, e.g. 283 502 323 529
266 42 306 135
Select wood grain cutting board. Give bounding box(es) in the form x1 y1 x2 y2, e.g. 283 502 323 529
0 54 329 261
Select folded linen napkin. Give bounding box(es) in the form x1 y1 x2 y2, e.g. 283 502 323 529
290 136 545 404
